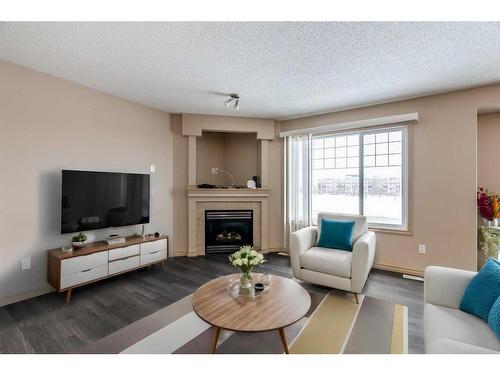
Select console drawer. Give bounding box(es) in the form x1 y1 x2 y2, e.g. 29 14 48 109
140 239 167 255
108 244 140 261
60 264 108 289
140 249 167 266
61 251 108 276
109 255 140 275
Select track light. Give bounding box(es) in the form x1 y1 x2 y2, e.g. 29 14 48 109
224 93 240 110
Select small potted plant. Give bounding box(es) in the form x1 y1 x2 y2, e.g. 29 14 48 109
228 245 266 290
72 233 88 249
478 226 500 270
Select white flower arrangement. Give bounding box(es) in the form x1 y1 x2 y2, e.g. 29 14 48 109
228 245 266 274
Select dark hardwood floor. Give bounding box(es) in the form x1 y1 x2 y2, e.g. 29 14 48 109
0 253 424 354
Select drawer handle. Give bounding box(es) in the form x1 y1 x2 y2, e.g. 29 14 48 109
149 250 159 255
110 255 137 263
81 268 92 273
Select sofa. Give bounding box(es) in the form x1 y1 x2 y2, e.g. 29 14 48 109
424 266 500 353
290 213 376 302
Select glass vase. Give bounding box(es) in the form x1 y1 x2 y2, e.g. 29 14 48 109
240 270 253 290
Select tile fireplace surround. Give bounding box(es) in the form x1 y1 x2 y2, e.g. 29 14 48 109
187 188 270 256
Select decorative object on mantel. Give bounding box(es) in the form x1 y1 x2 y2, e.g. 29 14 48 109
71 233 88 249
478 226 500 270
228 245 266 291
211 167 235 188
246 179 256 189
252 175 261 188
477 187 500 227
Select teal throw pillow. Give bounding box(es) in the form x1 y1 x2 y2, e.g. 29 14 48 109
488 296 500 339
316 219 355 251
459 258 500 321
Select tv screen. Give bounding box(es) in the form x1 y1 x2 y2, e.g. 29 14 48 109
61 170 150 234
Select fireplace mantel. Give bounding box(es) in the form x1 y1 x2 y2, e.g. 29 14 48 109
187 187 270 198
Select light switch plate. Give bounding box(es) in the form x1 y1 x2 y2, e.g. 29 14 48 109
21 258 31 270
418 244 426 254
150 164 156 173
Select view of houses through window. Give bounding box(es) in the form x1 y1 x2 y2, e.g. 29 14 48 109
311 127 406 228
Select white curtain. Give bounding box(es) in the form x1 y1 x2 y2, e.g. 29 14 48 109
285 134 311 249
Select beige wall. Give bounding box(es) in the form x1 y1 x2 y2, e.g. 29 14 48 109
224 132 259 185
196 131 259 186
0 60 173 303
478 113 500 192
281 85 500 273
196 132 227 185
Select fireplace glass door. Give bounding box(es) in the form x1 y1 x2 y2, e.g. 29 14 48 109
205 210 253 253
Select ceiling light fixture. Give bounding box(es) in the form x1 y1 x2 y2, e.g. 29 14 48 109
224 93 240 110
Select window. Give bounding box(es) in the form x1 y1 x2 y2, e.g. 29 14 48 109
310 126 408 230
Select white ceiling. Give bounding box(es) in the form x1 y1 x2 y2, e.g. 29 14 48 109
1 22 500 119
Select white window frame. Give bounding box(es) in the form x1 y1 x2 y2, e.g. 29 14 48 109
309 125 409 231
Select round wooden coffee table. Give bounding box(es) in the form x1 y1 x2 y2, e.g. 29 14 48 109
192 273 311 353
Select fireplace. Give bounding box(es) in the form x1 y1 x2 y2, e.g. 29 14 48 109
205 210 253 254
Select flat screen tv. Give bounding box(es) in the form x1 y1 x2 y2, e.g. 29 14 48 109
61 170 150 234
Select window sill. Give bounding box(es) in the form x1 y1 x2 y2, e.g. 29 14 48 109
368 227 412 236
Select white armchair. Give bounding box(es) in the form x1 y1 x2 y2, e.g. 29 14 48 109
290 213 376 302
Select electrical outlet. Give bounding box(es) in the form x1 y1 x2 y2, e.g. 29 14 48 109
150 164 156 173
21 258 31 271
418 244 426 254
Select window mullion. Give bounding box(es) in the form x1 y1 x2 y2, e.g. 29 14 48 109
359 133 364 216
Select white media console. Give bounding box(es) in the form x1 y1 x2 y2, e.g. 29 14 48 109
47 235 169 302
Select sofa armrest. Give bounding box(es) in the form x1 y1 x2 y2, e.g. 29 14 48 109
351 231 376 293
424 266 476 309
290 226 317 278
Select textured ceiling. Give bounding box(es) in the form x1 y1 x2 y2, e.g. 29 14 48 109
1 22 500 119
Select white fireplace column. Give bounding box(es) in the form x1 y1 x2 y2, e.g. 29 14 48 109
260 139 269 187
188 135 197 187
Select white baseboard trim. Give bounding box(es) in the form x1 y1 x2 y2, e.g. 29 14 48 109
403 274 424 282
0 286 54 307
260 247 283 254
373 263 424 277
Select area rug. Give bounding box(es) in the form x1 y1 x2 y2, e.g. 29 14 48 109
83 289 407 354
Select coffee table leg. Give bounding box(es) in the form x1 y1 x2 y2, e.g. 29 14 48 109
278 328 289 354
211 326 221 353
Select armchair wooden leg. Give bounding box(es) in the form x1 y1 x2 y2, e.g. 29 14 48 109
354 292 359 304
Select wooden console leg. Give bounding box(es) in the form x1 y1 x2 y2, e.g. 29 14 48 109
278 328 289 354
66 288 72 303
211 326 221 353
354 292 359 304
